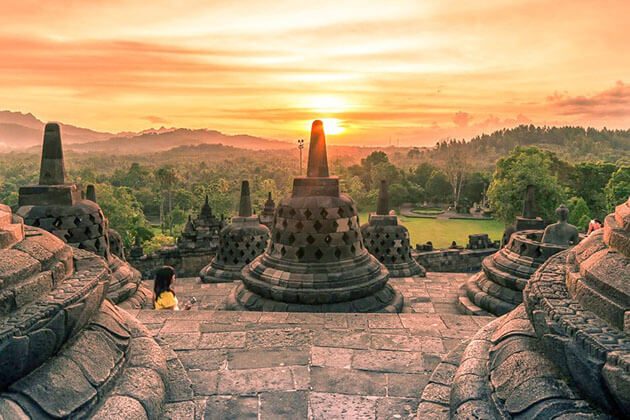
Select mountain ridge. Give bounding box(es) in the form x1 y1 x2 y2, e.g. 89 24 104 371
0 110 291 153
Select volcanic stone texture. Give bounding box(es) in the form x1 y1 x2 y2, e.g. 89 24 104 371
200 216 270 283
0 207 180 418
361 214 426 278
458 230 568 316
437 198 630 419
235 121 402 313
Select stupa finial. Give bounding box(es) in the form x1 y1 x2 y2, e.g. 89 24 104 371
522 184 537 219
39 123 66 185
306 120 329 178
376 180 389 216
238 180 252 217
86 185 97 202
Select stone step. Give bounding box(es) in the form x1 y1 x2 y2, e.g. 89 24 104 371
476 274 523 305
481 256 528 291
465 273 516 316
457 284 491 316
492 250 537 278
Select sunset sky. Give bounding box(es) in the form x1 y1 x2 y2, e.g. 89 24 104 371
1 0 629 145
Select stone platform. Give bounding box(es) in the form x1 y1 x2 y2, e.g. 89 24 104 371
142 272 473 315
128 306 493 419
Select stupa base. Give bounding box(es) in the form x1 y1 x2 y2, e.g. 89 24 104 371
227 283 404 313
386 260 426 278
200 260 243 283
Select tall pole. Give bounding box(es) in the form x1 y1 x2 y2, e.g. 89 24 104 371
297 139 304 175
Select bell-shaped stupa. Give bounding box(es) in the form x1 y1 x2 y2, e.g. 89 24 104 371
200 181 270 283
232 120 403 312
16 123 147 308
361 180 426 278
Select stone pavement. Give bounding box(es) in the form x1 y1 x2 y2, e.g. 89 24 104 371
143 272 470 315
127 308 494 419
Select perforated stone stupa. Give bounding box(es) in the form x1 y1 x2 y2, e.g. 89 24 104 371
458 204 579 316
259 191 276 229
177 195 225 252
232 120 402 312
15 123 147 308
501 184 546 246
200 180 270 283
421 197 630 418
361 180 426 278
0 204 177 418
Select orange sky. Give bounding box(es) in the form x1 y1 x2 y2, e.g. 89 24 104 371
1 0 629 146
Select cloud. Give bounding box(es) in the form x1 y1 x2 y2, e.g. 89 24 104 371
548 81 630 117
143 115 168 124
453 111 471 127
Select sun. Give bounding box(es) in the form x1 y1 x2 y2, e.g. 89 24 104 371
320 118 345 135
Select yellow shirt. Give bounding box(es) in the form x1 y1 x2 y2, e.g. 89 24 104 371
155 291 179 310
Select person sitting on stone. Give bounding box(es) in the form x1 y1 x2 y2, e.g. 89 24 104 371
587 218 603 235
541 204 580 246
153 266 192 310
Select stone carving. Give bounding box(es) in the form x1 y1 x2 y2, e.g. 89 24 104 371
427 197 630 418
200 180 270 283
231 120 403 312
0 204 178 418
541 204 580 245
458 227 576 316
259 191 276 229
501 184 546 246
361 180 426 278
15 123 147 308
177 195 225 252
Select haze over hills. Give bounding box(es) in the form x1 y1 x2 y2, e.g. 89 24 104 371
75 128 293 154
0 110 115 148
0 110 292 153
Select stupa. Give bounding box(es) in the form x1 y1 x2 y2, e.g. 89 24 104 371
421 197 629 418
232 120 402 312
0 204 177 418
15 123 147 308
458 204 579 316
259 191 276 229
200 181 270 283
361 180 426 277
501 184 546 246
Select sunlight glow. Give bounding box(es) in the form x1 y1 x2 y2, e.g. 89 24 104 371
304 96 349 113
321 118 345 135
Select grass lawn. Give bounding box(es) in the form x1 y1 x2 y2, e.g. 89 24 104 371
358 212 504 249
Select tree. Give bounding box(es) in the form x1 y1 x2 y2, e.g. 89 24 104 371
605 166 630 211
487 147 565 224
568 162 616 219
410 162 436 188
155 166 179 235
442 143 471 209
95 183 150 247
425 170 452 203
567 196 591 231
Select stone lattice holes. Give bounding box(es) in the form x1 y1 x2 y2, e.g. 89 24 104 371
15 123 147 308
0 204 184 418
200 181 270 283
458 230 569 316
361 180 426 278
232 120 403 312
422 197 629 418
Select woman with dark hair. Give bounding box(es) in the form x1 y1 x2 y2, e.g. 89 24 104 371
153 266 191 310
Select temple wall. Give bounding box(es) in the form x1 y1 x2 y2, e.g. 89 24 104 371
129 248 214 278
412 248 497 272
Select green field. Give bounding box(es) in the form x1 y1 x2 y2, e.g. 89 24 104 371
358 212 504 249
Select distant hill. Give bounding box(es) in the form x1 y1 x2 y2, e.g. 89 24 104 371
0 110 114 149
0 110 291 153
70 128 292 153
425 125 630 167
